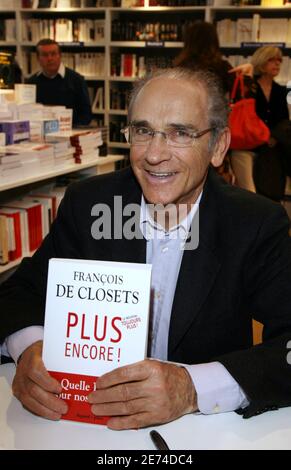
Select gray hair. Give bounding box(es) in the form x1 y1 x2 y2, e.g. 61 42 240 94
127 67 229 150
251 46 282 76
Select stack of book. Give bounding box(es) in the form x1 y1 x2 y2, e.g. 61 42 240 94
0 198 43 263
30 119 59 142
0 185 66 265
46 129 103 164
0 142 55 181
1 103 73 132
0 121 30 145
48 139 75 167
0 87 73 133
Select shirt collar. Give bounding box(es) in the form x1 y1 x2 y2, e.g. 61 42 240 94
37 62 66 79
140 192 202 241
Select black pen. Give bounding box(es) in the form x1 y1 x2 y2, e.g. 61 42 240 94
150 430 170 450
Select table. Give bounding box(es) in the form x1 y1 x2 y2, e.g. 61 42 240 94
1 363 291 450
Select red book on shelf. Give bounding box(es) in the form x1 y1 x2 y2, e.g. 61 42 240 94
123 54 133 77
30 194 57 224
4 200 43 252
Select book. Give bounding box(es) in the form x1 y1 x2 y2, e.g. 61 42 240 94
0 120 30 145
0 208 22 261
0 215 9 265
30 119 59 142
55 109 73 132
4 198 43 252
42 258 152 425
14 84 36 105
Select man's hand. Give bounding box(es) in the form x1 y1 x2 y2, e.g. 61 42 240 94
88 359 197 430
12 340 68 420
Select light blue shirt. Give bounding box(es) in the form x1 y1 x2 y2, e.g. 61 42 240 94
140 195 199 360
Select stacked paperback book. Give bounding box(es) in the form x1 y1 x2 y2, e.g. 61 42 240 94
0 142 55 181
0 84 73 131
46 129 103 164
49 139 75 167
0 85 105 182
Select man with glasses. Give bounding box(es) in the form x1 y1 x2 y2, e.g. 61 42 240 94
1 67 291 429
26 38 91 126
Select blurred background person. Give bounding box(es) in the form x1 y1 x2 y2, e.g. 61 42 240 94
26 38 92 127
230 46 290 199
174 20 234 95
174 21 235 184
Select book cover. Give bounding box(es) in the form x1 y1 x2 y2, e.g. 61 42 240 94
0 121 30 145
14 84 36 105
42 258 152 425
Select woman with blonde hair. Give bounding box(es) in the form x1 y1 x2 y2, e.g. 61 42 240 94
230 46 289 199
251 46 288 130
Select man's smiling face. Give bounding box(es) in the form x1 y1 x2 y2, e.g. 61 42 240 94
129 76 223 209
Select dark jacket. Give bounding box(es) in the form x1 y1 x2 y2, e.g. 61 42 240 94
251 80 290 200
26 67 92 126
1 167 291 418
254 80 289 131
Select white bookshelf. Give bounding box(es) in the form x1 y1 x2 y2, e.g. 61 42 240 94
0 153 124 274
0 154 124 191
1 1 291 153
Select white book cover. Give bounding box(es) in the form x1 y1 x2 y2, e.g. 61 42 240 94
42 258 152 424
14 84 36 105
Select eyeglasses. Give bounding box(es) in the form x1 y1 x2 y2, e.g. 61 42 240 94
120 124 215 148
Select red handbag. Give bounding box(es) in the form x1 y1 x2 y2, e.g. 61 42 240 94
229 74 270 150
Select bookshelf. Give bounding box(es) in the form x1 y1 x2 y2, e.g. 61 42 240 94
0 153 124 274
0 154 124 191
0 7 17 53
0 250 35 274
0 1 291 152
108 5 206 149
